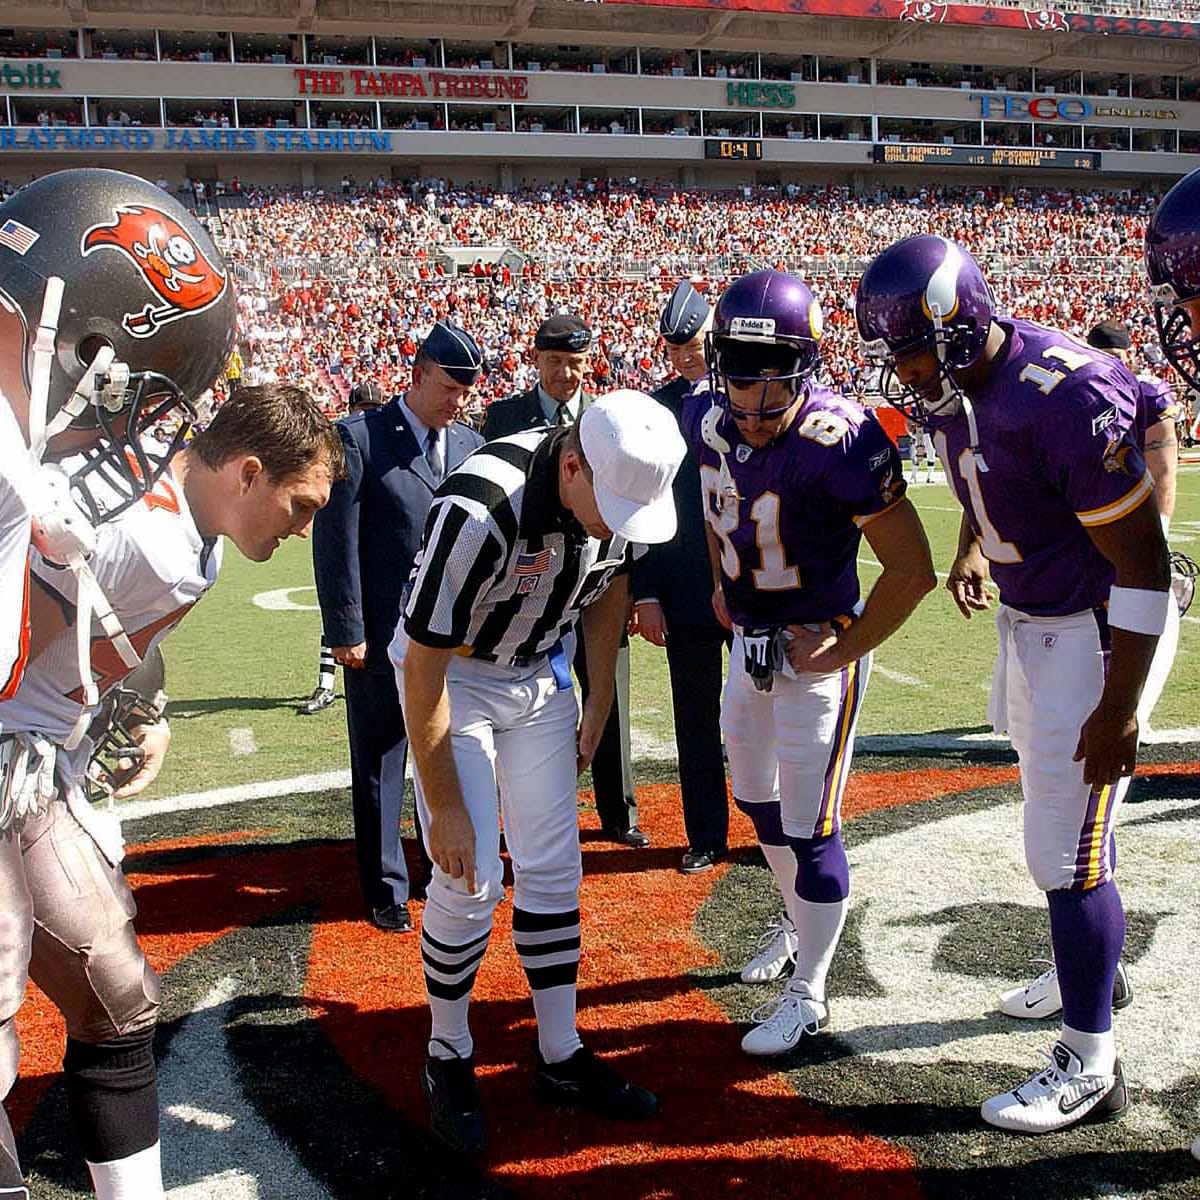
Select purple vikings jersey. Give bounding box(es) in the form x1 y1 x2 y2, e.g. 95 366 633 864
934 319 1153 617
684 386 905 628
1133 373 1179 449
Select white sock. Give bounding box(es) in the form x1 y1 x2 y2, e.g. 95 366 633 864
759 841 802 930
529 985 583 1065
1059 1024 1116 1076
87 1142 162 1200
423 925 490 1061
792 896 849 1002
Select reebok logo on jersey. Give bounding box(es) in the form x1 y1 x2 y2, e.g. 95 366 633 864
869 450 891 470
1091 407 1117 437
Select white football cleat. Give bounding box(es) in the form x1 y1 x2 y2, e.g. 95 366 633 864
740 915 799 984
740 978 829 1056
998 959 1132 1020
980 1041 1127 1134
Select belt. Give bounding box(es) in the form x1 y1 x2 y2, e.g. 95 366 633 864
455 638 574 690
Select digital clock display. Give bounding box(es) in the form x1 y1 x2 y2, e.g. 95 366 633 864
705 138 764 160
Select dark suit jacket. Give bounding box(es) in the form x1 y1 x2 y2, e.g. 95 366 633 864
632 375 722 632
313 397 483 666
480 385 593 441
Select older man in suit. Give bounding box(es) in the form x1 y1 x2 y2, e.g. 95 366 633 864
314 321 485 932
632 281 731 873
481 314 644 847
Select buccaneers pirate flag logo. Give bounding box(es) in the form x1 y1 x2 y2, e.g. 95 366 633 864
81 205 229 339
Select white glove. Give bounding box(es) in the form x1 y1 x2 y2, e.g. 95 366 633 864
0 733 57 830
29 464 96 565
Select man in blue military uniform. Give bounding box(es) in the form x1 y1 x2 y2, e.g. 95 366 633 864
313 321 484 932
631 281 731 872
482 314 643 847
302 379 386 717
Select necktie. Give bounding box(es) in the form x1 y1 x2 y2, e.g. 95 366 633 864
425 428 444 482
554 403 570 427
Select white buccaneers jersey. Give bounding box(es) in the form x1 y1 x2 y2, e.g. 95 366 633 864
0 468 31 704
0 393 33 705
0 462 221 745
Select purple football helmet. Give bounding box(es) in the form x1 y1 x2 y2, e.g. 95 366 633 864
855 235 996 425
706 270 823 417
1146 168 1200 392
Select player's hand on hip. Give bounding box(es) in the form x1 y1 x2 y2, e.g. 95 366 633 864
946 549 992 619
785 623 843 673
112 719 172 799
576 699 607 777
712 586 732 631
1074 703 1139 787
428 805 478 893
631 600 668 646
332 642 367 669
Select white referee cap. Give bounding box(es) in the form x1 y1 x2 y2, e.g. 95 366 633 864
579 390 686 544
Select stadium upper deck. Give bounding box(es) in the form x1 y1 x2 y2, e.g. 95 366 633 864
1 0 1198 188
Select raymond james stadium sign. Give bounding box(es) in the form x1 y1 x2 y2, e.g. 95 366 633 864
293 67 529 99
972 92 1178 121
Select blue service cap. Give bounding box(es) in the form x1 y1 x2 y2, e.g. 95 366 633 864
660 279 711 346
420 319 484 386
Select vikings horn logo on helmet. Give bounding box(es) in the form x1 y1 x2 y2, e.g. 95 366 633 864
81 205 229 339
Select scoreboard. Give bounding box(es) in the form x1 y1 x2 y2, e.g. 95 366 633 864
705 138 763 160
872 144 1101 170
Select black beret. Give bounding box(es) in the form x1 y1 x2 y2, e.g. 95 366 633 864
1086 321 1132 351
535 313 593 353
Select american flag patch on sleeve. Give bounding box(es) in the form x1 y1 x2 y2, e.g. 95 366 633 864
0 220 39 255
515 549 552 575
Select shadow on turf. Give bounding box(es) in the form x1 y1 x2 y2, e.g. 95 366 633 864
165 694 321 717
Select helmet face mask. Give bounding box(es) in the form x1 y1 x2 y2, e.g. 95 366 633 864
1150 284 1200 393
0 168 236 522
66 373 197 523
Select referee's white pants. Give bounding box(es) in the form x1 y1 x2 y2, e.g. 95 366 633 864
990 606 1136 893
722 630 872 840
393 634 582 934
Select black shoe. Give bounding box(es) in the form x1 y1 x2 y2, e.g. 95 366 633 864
370 902 414 933
534 1045 658 1120
300 686 335 715
680 847 725 874
422 1041 488 1154
603 825 650 849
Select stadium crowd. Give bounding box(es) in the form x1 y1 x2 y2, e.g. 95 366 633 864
217 178 1169 416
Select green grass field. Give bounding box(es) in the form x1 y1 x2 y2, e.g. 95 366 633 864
151 470 1200 800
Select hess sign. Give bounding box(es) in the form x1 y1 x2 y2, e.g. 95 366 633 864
705 139 763 160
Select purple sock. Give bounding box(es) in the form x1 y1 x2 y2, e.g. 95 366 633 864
786 831 850 903
1047 881 1124 1034
734 796 786 847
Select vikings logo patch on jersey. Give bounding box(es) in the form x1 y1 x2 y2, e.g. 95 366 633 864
81 205 229 339
1102 436 1138 476
735 444 753 463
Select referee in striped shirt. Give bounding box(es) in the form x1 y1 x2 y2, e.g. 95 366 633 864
389 389 685 1154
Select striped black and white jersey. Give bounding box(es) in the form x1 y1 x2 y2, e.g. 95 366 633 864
402 429 644 665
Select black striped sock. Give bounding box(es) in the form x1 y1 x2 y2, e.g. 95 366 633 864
421 926 490 1056
513 907 582 1064
317 639 336 691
